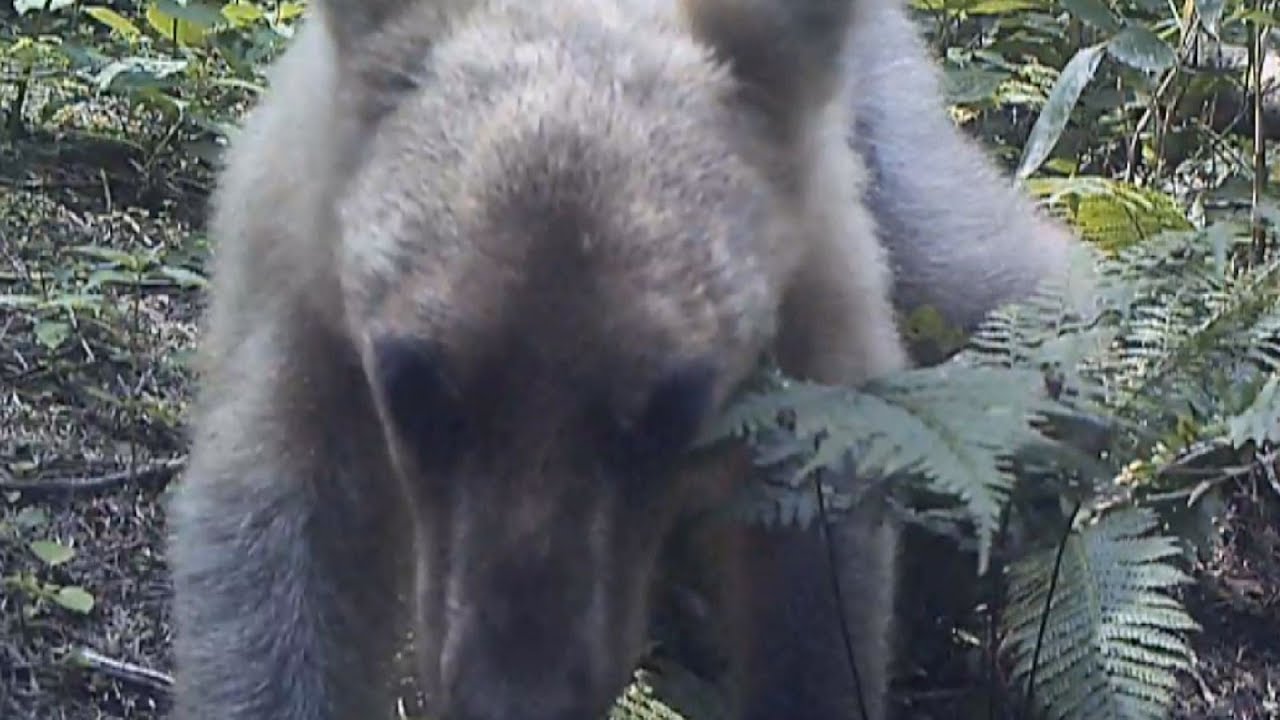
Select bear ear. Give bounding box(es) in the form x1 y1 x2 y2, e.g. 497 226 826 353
680 0 857 137
317 0 476 52
371 335 469 467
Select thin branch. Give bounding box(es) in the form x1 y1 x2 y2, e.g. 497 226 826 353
1250 0 1272 265
814 471 871 720
1156 447 1278 483
0 456 186 496
1124 20 1202 181
1021 501 1083 719
69 646 173 694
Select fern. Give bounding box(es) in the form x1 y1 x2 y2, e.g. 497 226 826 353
710 226 1273 720
614 210 1280 720
609 672 693 720
1081 226 1280 465
1024 177 1193 255
1228 375 1280 448
1001 507 1198 720
610 663 726 720
710 364 1065 570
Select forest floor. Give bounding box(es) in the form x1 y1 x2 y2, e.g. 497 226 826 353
2 103 1280 720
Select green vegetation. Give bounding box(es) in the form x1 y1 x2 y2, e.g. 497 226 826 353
4 0 1280 719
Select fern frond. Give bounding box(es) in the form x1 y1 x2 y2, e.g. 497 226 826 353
1078 226 1280 457
1026 177 1193 254
1227 375 1280 448
1244 302 1280 372
713 364 1064 569
610 672 690 720
1001 507 1198 720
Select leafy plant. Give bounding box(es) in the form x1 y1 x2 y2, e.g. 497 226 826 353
4 0 302 143
1003 507 1197 720
0 514 97 617
706 209 1280 719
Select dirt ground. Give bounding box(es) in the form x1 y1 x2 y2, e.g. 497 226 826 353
2 121 1279 720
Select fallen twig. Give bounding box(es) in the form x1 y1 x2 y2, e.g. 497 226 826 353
68 646 173 694
0 456 186 497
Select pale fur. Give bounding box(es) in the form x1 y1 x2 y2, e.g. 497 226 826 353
847 0 1095 360
169 1 1093 720
776 94 910 383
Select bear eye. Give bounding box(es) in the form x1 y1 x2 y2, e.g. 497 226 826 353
622 360 718 464
372 336 468 466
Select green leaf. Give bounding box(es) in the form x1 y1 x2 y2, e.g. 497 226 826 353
1227 376 1280 447
1028 177 1193 253
941 67 1011 104
158 265 209 288
1002 508 1197 720
33 320 71 350
1061 0 1121 32
1232 8 1280 25
54 586 96 614
85 269 138 289
0 294 41 308
901 305 970 356
83 6 144 39
714 364 1064 571
146 2 210 46
29 539 76 566
277 1 306 21
91 57 189 92
42 294 106 311
72 245 140 266
1196 0 1226 35
55 41 111 70
960 0 1045 13
1016 44 1106 180
151 0 228 27
1107 25 1177 72
13 0 75 14
220 1 264 25
14 507 49 530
